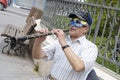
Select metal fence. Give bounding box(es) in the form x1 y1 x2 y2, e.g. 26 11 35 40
41 0 120 74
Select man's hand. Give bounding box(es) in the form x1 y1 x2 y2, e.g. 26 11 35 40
35 28 49 43
52 29 67 46
32 28 49 59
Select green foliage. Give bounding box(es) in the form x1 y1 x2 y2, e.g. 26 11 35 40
51 15 70 30
87 0 119 7
88 35 120 74
96 57 120 74
86 0 120 38
33 63 39 72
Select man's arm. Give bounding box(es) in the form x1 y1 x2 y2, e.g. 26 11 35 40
32 38 47 59
53 29 85 72
32 28 49 59
63 46 85 72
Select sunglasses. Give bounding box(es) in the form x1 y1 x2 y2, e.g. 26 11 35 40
69 18 87 28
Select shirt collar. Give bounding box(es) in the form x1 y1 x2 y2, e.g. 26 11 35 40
67 35 86 44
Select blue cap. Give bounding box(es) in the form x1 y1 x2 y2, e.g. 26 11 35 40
68 11 92 26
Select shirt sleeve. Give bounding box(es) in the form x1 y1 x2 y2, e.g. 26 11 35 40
42 43 56 60
80 46 98 72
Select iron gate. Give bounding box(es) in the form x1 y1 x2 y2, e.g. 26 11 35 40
41 0 120 74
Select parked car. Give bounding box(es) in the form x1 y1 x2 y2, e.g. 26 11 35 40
0 0 7 11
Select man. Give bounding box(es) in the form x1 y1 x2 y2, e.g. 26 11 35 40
32 11 98 80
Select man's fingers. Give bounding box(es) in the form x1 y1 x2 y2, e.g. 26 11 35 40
36 28 49 34
52 29 63 33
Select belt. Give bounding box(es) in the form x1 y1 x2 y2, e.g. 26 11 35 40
48 74 56 80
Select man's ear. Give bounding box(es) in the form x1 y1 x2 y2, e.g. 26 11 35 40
84 27 89 34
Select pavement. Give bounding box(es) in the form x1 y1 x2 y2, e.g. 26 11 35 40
0 53 42 80
94 63 120 80
0 7 41 80
6 6 30 17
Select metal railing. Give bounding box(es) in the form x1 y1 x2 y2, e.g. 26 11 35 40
41 0 120 74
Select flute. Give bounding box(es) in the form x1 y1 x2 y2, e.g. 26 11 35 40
17 29 69 41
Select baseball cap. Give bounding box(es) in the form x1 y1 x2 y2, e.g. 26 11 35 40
68 11 92 26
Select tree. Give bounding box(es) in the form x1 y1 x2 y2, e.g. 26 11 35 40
86 0 120 37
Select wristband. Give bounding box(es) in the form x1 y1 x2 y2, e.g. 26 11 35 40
62 45 70 50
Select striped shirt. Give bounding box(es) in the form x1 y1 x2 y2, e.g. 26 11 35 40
43 35 98 80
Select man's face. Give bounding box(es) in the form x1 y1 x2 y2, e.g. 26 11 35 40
69 18 89 38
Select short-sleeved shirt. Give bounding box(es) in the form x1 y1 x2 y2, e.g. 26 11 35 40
42 35 98 80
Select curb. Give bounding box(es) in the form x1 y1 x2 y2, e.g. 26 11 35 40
94 63 120 80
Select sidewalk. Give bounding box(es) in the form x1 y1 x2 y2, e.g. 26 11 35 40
0 53 41 80
94 63 120 80
6 6 30 17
